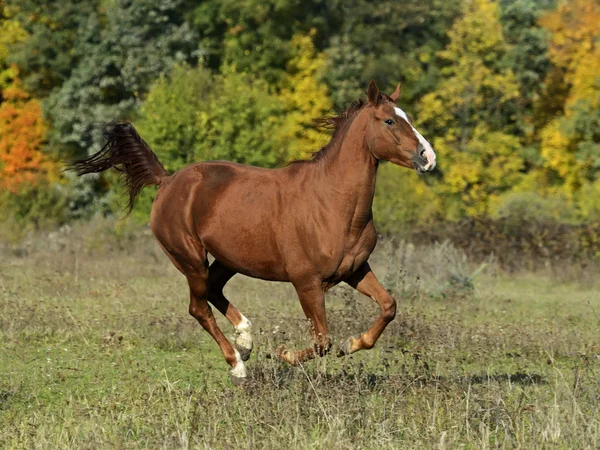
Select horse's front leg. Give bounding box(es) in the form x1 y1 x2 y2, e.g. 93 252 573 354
276 282 332 365
338 262 397 356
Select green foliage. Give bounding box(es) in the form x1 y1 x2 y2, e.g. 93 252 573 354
0 181 67 238
136 65 213 172
499 0 554 111
323 0 462 108
137 65 288 171
190 0 339 83
5 0 99 97
578 179 600 221
373 163 440 234
196 68 287 167
491 191 576 224
43 0 200 160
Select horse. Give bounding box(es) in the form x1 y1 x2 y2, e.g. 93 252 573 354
69 80 436 380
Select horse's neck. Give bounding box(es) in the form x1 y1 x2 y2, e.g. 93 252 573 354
315 117 379 228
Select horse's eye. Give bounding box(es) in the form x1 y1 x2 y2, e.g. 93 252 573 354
384 119 394 126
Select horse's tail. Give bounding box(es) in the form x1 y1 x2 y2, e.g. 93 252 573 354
68 122 168 213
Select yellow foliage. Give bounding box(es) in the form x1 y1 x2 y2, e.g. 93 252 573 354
540 0 600 109
538 0 600 198
417 0 522 218
0 3 28 89
539 119 583 194
276 31 333 160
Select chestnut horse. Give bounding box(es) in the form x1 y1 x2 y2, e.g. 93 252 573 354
70 81 436 380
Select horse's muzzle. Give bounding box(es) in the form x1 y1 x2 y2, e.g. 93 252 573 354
412 148 436 174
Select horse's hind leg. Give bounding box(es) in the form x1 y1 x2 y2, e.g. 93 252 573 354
155 237 247 379
187 267 247 379
207 260 254 361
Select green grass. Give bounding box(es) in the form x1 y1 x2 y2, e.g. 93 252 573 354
1 231 599 449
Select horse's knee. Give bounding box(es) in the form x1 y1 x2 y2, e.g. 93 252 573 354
381 294 396 322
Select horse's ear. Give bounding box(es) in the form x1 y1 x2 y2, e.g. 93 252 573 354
367 80 381 105
390 83 401 103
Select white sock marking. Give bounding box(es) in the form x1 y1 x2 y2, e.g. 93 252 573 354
230 349 247 378
235 315 253 351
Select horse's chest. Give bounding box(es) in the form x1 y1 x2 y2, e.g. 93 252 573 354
331 225 377 281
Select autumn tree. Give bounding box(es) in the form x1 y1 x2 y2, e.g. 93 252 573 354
0 5 63 231
0 75 57 190
276 31 333 161
417 0 523 218
537 0 600 199
0 4 56 191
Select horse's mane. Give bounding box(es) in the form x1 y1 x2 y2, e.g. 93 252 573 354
290 99 366 164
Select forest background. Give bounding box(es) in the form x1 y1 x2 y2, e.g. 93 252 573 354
1 0 599 266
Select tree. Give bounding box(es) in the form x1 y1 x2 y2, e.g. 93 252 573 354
0 5 56 191
537 0 600 198
499 0 555 170
0 1 27 90
275 31 333 160
417 0 523 218
39 0 200 161
5 0 99 97
499 0 554 111
323 0 462 108
138 65 289 169
0 70 57 190
129 65 291 219
195 68 287 167
136 65 213 173
190 0 340 84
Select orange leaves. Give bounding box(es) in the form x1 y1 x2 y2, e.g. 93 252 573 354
0 71 56 191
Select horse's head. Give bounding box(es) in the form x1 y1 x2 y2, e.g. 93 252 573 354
364 80 436 174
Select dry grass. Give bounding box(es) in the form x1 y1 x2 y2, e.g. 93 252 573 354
1 221 599 449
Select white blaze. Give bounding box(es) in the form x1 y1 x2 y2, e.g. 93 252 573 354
394 107 436 170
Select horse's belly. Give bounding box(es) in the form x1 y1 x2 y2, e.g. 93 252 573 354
201 226 289 282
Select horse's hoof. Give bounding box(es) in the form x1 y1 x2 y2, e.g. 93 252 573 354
229 372 248 386
229 349 248 382
274 344 298 365
337 338 353 357
229 362 247 383
275 344 288 361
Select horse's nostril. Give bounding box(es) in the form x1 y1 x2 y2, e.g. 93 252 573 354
420 149 426 158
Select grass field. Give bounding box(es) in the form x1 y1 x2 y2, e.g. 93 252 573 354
1 224 599 449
